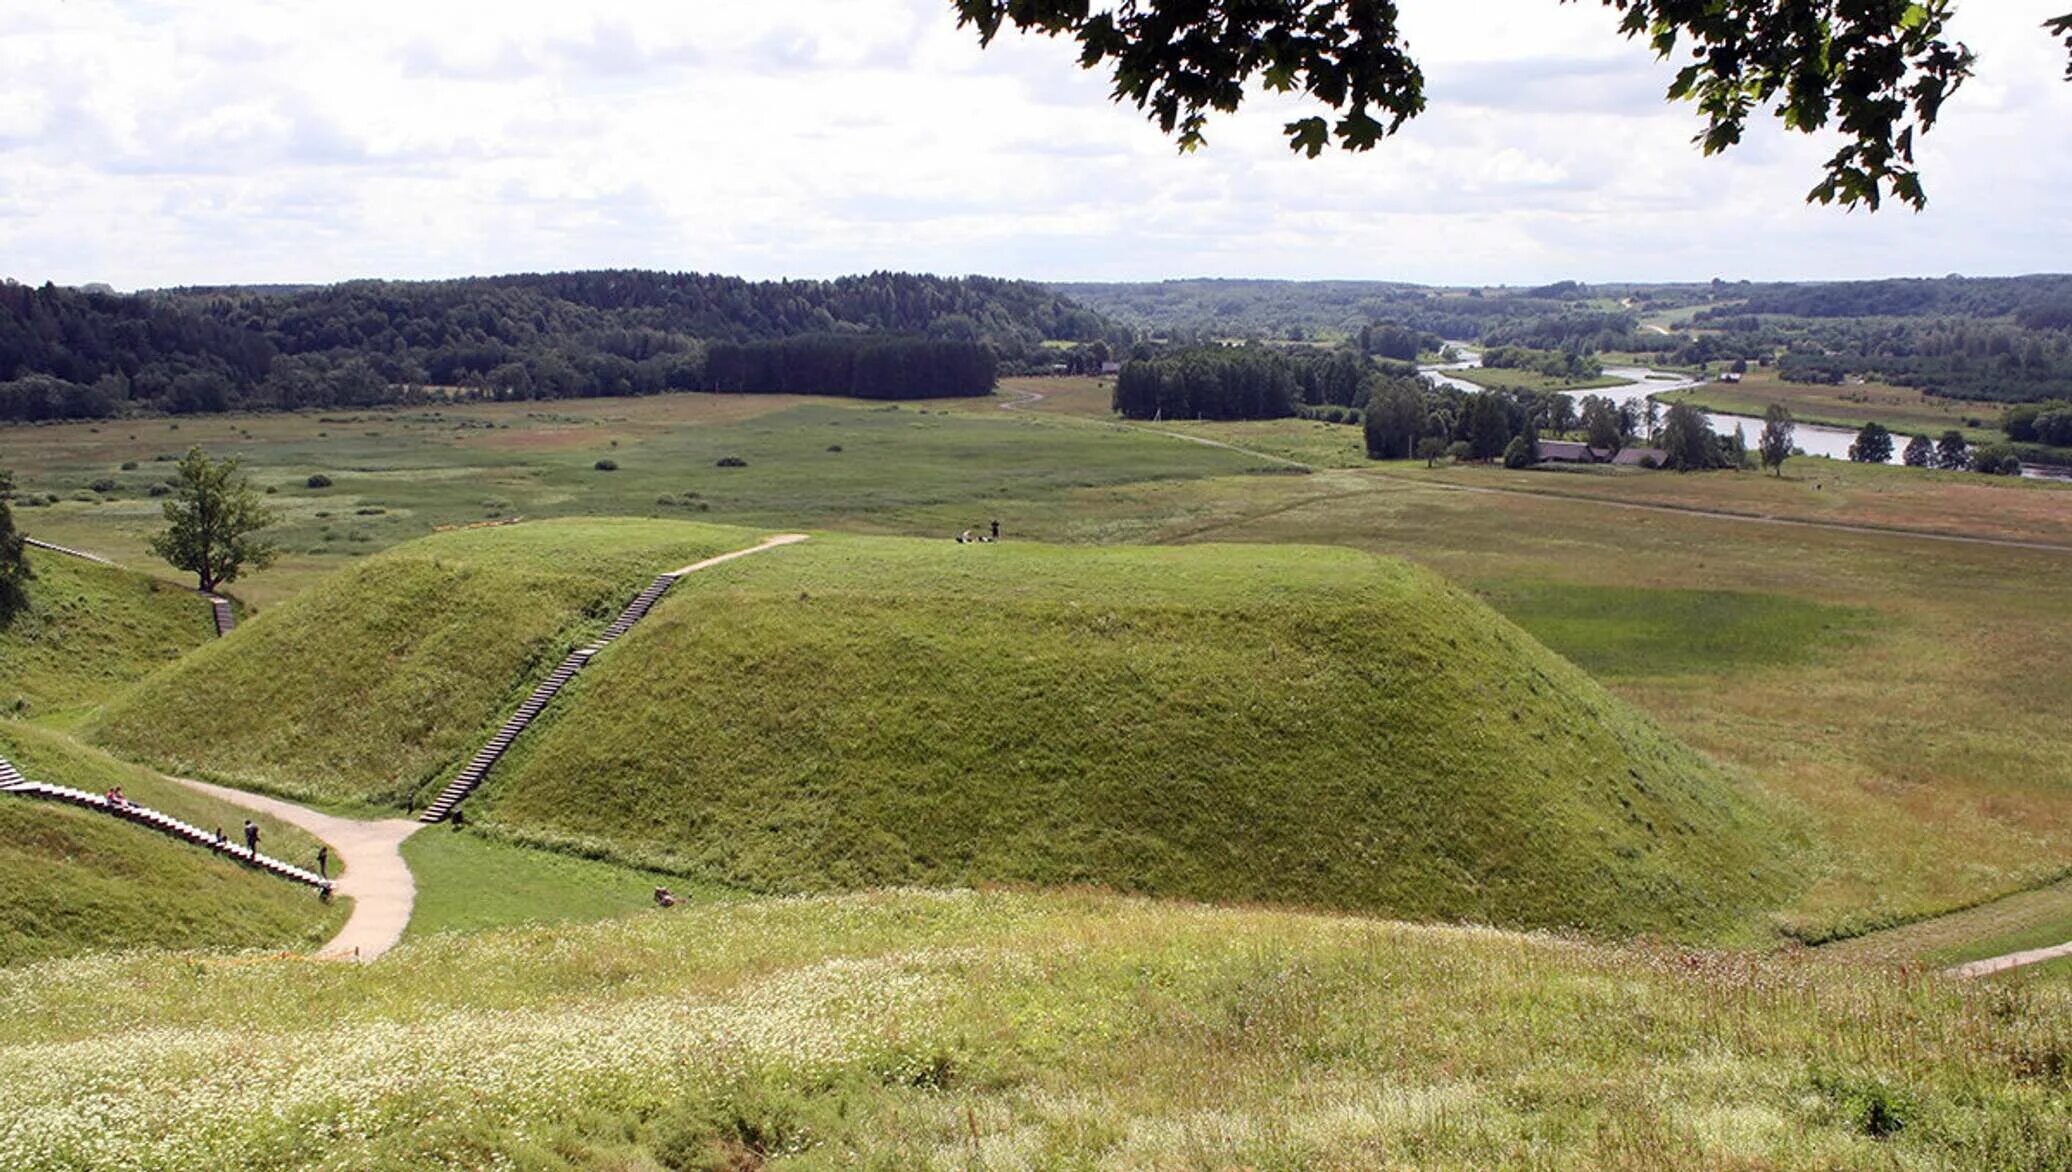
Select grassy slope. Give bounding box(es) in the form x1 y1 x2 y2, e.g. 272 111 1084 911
88 518 759 807
0 550 213 720
479 535 1802 942
0 723 344 965
0 890 2062 1169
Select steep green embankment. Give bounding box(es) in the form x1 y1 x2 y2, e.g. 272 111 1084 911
479 535 1804 941
0 549 213 719
0 723 342 965
89 519 761 806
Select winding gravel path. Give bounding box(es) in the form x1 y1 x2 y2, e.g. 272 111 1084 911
170 775 422 961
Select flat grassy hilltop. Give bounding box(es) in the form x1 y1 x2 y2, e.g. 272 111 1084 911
90 518 762 807
462 533 1803 942
1 890 2062 1169
0 549 213 720
0 723 342 964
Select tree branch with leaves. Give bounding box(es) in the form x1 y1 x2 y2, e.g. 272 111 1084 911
957 1 2066 210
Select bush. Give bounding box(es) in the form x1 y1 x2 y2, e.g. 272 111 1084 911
716 456 748 468
1502 436 1535 469
119 460 138 471
594 459 619 471
826 444 843 453
148 484 171 497
88 477 119 493
306 474 333 488
1446 441 1472 463
1969 444 2021 476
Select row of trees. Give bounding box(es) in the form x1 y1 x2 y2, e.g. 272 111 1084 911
700 337 996 399
1111 348 1300 420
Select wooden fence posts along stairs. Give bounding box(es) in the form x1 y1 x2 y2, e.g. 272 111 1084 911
0 752 333 891
416 534 808 824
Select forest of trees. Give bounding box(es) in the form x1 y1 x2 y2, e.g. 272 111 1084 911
1111 347 1300 420
701 336 996 399
0 271 1102 421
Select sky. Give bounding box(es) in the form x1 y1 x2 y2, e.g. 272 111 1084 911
2 1 2068 289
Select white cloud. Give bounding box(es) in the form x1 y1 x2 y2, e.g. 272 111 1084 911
0 0 2066 288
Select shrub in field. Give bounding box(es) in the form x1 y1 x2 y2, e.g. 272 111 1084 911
595 459 619 471
306 473 333 488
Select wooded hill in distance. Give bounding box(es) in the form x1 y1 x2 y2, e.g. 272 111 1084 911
0 271 1114 420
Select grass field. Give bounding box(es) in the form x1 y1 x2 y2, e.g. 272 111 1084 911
0 889 2064 1169
469 533 1800 942
402 828 725 940
0 390 1267 607
0 550 214 721
1662 369 2005 444
0 722 343 964
3 381 2067 970
89 518 760 807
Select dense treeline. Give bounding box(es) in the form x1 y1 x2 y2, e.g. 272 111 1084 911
1691 275 2072 322
701 336 995 398
1774 319 2072 403
0 271 1095 420
1111 348 1299 420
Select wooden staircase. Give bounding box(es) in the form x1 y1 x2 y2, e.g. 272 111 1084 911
207 595 236 636
418 571 682 823
23 537 115 565
0 755 331 891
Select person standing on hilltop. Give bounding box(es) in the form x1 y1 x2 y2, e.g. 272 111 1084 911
990 519 1000 541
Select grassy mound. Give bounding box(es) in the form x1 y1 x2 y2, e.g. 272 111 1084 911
0 723 343 965
479 535 1803 941
1 890 2061 1168
89 519 762 806
0 550 213 718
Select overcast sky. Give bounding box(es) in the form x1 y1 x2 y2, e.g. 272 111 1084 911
3 1 2067 289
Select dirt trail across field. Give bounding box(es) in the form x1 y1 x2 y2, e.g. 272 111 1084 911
170 775 422 961
1947 940 2072 979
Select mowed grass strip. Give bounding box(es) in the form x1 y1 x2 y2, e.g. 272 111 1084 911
478 534 1803 942
0 890 2063 1168
401 828 729 940
0 551 214 720
0 723 344 965
88 518 762 808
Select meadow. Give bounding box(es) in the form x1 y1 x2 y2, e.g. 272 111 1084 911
0 379 2067 980
0 889 2063 1170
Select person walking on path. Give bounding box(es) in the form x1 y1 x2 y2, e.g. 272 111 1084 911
316 845 329 878
243 819 259 857
990 519 999 541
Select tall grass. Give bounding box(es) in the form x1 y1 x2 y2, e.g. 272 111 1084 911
0 890 2061 1169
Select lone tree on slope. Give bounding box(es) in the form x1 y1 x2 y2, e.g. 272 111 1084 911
0 469 29 626
955 2 2072 210
1758 403 1795 477
149 447 277 593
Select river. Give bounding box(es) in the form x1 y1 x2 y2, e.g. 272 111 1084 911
1418 350 2069 480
